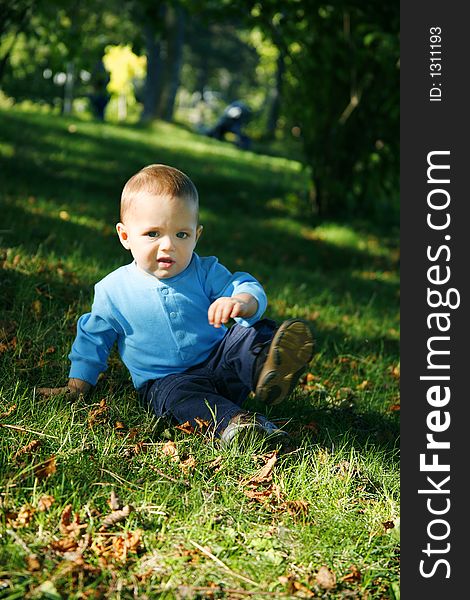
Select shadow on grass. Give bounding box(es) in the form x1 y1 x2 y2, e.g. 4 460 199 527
247 390 400 462
1 111 303 209
1 109 399 459
2 110 399 343
1 109 398 237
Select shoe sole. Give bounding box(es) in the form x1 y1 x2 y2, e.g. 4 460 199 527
220 412 291 448
255 319 314 406
221 424 290 449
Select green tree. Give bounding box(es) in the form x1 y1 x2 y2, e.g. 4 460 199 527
247 0 399 219
0 0 35 82
136 1 259 123
1 0 136 112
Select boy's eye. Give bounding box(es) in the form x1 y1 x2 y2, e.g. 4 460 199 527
147 231 159 238
176 232 189 239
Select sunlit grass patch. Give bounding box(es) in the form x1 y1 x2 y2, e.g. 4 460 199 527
0 107 399 599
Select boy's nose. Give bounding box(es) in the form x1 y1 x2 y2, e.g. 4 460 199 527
159 235 174 250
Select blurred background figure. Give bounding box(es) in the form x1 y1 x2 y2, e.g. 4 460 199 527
0 0 398 220
207 100 252 149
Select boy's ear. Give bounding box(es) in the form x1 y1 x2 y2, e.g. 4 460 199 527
196 225 203 243
116 222 130 250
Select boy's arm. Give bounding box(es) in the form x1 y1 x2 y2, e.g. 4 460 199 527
208 293 258 328
39 282 118 397
200 256 267 327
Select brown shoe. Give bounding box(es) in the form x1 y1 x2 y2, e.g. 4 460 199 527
254 319 314 405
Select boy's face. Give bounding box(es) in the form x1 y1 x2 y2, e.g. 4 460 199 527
116 194 202 279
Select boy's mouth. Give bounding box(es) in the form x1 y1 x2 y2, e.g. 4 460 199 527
157 257 175 269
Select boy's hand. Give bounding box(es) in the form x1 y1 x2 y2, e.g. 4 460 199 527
37 378 92 399
36 386 69 397
208 294 258 328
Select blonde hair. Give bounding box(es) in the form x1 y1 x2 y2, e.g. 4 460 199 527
120 164 199 222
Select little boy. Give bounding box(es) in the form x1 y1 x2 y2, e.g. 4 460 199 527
41 164 314 446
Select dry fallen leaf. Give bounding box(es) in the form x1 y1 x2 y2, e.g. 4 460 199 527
0 404 17 419
108 489 122 511
341 565 362 583
279 575 314 598
13 439 41 460
0 336 17 353
175 421 195 434
242 452 281 505
9 504 36 528
131 440 146 456
52 533 91 560
60 504 87 537
161 440 179 461
99 505 133 532
356 380 370 391
53 554 100 582
194 417 210 431
336 386 355 401
177 546 202 563
0 321 18 354
208 455 223 471
51 537 79 553
316 565 336 590
179 455 196 474
243 482 282 504
92 530 142 563
245 451 277 485
34 455 56 480
175 418 210 435
26 554 41 571
279 499 309 517
37 495 55 512
114 421 127 435
112 529 142 562
293 580 315 597
299 372 317 391
60 504 73 533
127 427 140 440
87 399 110 428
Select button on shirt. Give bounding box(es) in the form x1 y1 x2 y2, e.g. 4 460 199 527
68 254 267 389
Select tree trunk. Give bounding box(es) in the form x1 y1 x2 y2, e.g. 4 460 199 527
0 40 15 82
62 61 75 115
265 48 285 138
140 21 164 123
159 5 185 122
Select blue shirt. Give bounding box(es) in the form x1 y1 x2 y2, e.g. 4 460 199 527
68 253 267 389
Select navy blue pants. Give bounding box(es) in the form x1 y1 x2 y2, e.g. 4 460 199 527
139 319 277 435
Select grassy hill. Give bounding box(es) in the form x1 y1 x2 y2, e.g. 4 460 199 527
0 107 399 599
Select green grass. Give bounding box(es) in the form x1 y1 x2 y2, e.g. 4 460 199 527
0 107 399 599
